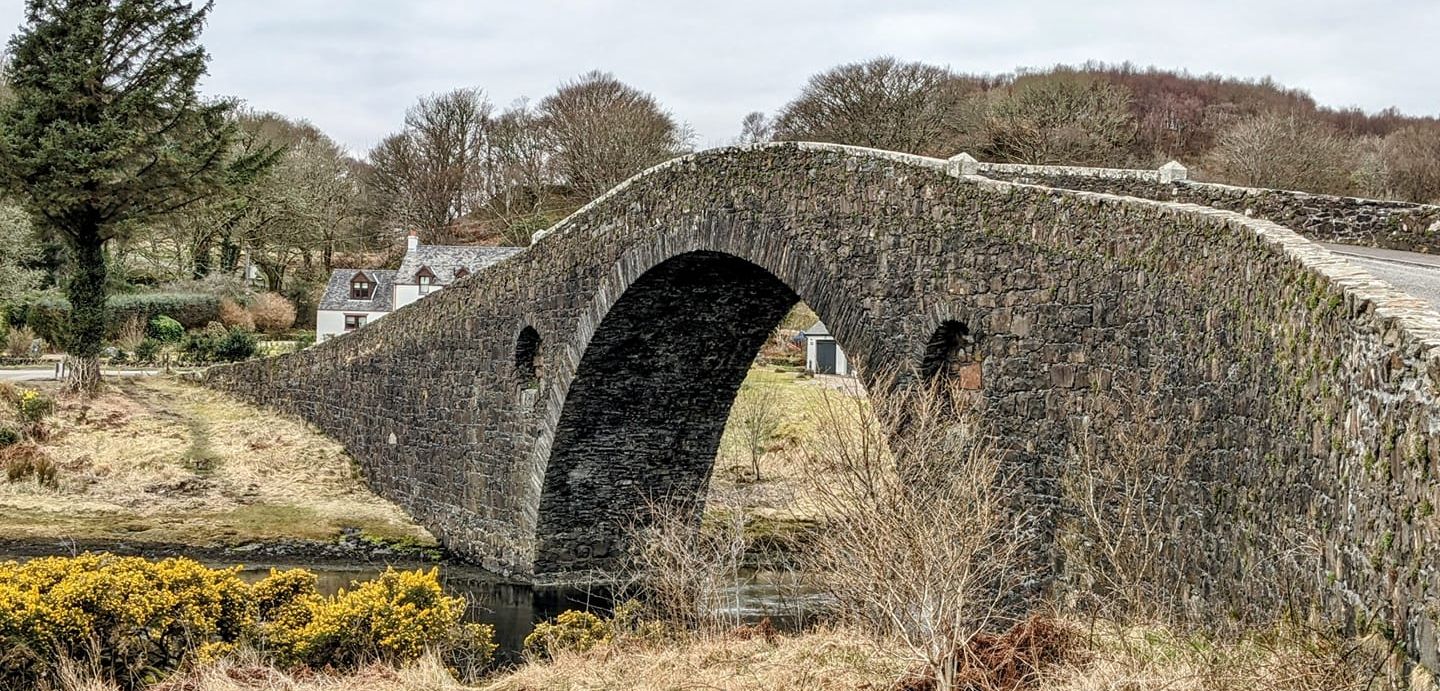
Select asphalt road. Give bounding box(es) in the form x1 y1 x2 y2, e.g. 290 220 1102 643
0 368 157 382
1322 243 1440 312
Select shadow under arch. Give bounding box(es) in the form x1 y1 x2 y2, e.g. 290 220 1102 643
533 250 809 574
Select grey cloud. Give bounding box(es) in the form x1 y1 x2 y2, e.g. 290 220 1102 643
1 0 1435 155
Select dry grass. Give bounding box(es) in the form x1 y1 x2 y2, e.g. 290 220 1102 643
1040 623 1402 691
485 627 908 691
0 376 431 547
53 650 469 691
42 620 1405 691
483 620 1402 691
711 367 866 520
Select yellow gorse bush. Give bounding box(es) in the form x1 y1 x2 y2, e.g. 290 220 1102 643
255 566 495 670
0 554 250 687
525 609 612 657
15 388 54 423
523 600 665 659
0 554 494 690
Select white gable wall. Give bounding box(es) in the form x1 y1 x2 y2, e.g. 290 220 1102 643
393 283 442 310
317 309 391 342
805 335 851 376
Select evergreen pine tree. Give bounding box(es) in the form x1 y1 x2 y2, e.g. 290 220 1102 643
0 0 266 392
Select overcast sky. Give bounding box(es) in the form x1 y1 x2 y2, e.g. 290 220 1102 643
3 1 1437 155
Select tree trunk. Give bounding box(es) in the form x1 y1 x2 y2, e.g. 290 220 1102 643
64 236 108 395
192 233 213 278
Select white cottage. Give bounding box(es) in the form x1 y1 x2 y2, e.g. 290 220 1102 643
316 232 522 341
802 320 852 376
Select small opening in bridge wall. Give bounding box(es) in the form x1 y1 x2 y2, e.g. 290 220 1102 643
921 320 982 389
515 326 542 392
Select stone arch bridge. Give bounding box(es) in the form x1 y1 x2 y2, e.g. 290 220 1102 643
207 143 1440 668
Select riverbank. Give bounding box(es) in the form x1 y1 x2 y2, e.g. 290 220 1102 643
0 376 438 560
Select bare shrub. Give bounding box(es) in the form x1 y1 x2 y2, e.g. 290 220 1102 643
729 381 782 482
217 298 254 332
113 316 146 352
755 327 803 367
2 441 58 488
801 374 1037 690
1382 124 1440 204
1059 387 1330 637
1058 392 1195 624
626 494 750 633
5 326 35 358
248 293 296 334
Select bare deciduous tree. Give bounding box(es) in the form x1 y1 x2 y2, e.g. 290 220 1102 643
1381 125 1440 203
366 88 493 243
983 73 1137 166
730 380 782 482
480 100 555 246
1206 111 1356 194
736 111 772 145
773 57 981 156
539 72 691 201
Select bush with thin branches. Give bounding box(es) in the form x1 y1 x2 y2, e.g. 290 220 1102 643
218 297 255 332
801 374 1039 690
625 495 752 633
248 293 296 334
5 326 35 359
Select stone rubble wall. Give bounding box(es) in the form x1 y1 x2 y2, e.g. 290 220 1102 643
205 142 1440 672
970 159 1440 253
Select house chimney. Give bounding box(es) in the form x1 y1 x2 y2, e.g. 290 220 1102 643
406 229 419 252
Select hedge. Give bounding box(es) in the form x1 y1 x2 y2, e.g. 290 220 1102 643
6 292 220 345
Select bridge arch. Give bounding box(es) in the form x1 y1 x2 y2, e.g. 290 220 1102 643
532 250 805 570
206 142 1440 671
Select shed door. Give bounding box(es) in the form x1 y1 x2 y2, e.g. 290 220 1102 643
815 339 838 374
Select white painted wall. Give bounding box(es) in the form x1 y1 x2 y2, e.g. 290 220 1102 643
394 284 421 310
392 283 443 310
804 335 851 376
316 309 390 342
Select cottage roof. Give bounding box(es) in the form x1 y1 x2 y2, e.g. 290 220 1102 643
394 245 522 286
802 320 831 337
319 269 397 312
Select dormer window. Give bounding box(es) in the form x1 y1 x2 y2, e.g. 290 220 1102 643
454 268 470 280
417 266 437 294
350 272 374 300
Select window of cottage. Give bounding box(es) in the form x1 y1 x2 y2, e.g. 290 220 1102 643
350 273 374 300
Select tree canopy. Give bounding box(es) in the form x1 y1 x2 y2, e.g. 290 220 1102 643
0 0 266 391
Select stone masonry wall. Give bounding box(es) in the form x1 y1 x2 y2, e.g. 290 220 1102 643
971 160 1440 253
205 142 1440 671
